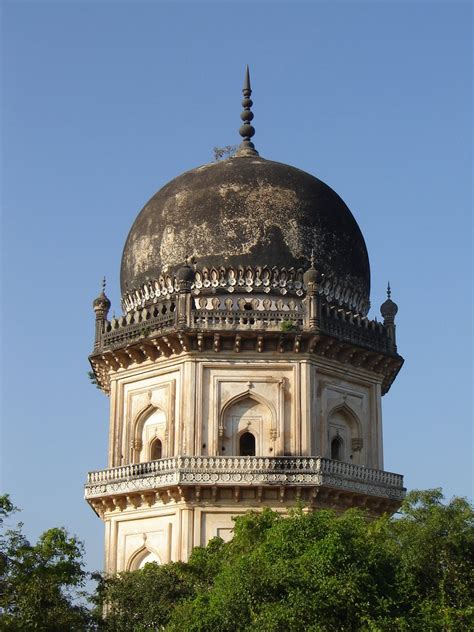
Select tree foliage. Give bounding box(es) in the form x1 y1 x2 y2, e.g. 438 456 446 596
1 491 472 631
0 495 92 631
96 490 473 631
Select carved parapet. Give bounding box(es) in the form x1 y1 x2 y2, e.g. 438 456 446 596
122 265 307 313
89 292 403 396
94 292 393 357
120 265 371 317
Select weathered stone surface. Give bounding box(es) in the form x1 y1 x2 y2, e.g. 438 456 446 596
121 155 370 313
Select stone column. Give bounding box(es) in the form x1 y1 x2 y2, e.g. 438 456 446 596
176 264 195 328
302 265 320 332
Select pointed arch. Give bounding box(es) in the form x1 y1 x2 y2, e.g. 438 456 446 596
326 402 362 437
131 403 167 463
219 391 276 457
150 437 163 460
127 545 161 571
133 402 167 441
219 391 277 435
327 402 363 464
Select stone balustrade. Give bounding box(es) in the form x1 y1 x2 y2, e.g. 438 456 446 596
102 307 176 349
192 309 303 330
85 456 405 501
320 312 391 353
95 299 394 355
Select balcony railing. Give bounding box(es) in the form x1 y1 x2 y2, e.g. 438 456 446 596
192 309 303 330
85 456 405 501
95 303 395 354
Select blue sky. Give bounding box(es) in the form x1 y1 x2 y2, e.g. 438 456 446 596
1 1 472 574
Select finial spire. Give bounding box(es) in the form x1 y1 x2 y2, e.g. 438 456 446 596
310 248 316 268
235 65 259 157
243 64 251 91
102 276 107 294
387 281 391 299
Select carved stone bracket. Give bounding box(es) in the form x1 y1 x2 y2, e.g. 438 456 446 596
351 438 363 452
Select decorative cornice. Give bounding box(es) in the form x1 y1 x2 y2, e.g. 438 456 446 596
90 303 403 396
121 265 370 316
90 331 402 396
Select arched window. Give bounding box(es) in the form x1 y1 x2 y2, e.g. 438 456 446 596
221 395 274 456
150 438 162 460
134 406 167 464
239 432 256 457
129 548 161 571
331 436 343 461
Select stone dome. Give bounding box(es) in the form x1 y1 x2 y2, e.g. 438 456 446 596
120 154 371 315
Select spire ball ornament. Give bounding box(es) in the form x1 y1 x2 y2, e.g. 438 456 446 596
236 65 258 156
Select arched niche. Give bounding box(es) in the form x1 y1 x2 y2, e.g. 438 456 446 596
128 546 161 571
327 404 363 465
219 393 275 457
131 405 167 463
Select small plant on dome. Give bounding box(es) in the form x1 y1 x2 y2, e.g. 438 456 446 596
140 326 151 339
213 145 238 161
280 319 297 333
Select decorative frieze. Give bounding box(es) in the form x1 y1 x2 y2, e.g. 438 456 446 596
121 265 370 316
90 324 403 397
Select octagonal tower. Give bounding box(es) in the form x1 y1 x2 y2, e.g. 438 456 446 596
85 68 405 573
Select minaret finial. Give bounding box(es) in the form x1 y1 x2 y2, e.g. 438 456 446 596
93 275 111 319
387 281 391 299
102 276 107 294
236 65 259 157
244 64 251 91
310 248 316 268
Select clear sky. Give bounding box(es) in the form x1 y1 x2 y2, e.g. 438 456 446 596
1 1 472 575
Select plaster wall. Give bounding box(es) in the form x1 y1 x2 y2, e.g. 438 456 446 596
102 352 384 571
104 501 289 573
108 354 383 467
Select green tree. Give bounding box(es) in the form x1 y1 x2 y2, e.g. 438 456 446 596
386 489 474 630
0 495 92 631
97 490 473 632
93 537 226 631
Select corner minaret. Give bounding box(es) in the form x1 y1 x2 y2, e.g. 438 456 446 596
92 277 110 350
380 282 399 347
85 72 405 574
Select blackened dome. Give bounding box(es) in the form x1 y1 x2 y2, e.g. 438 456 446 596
120 154 371 315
